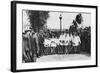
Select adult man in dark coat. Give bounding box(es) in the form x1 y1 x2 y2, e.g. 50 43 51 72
28 31 37 62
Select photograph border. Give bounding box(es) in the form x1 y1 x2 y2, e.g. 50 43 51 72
11 1 98 72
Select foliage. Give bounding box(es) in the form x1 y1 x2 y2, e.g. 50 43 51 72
69 13 91 54
80 27 91 54
28 10 49 32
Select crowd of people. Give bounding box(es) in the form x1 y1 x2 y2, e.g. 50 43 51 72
43 32 81 55
22 29 81 63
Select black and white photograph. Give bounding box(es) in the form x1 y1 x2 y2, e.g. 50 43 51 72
22 10 91 63
11 1 97 72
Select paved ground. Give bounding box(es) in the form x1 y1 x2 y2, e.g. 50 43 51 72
36 54 91 62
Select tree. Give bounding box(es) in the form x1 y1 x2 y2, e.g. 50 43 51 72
28 10 49 32
75 13 83 24
69 13 83 35
80 26 91 54
69 13 91 55
27 10 49 57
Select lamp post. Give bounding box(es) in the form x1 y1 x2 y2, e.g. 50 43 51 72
59 13 62 33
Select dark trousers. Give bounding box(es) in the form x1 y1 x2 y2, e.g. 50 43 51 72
73 46 80 54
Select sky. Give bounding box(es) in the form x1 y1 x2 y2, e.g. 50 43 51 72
23 10 91 32
46 12 91 29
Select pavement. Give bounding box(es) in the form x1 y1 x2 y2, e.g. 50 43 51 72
36 54 91 62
